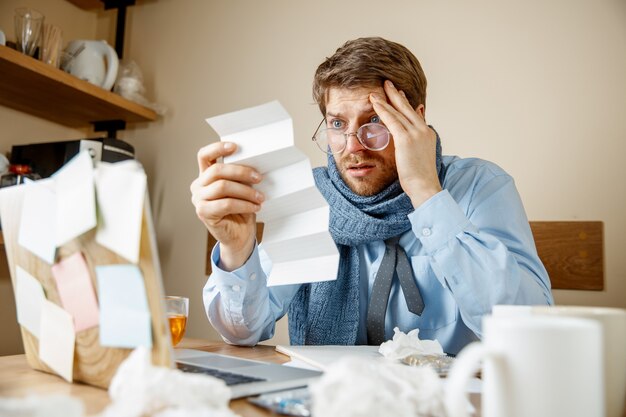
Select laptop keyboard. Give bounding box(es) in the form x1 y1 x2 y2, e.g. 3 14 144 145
176 362 267 386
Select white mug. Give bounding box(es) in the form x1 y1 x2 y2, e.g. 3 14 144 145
446 314 604 417
492 305 626 417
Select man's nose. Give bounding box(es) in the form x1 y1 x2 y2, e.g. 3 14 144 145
343 132 366 154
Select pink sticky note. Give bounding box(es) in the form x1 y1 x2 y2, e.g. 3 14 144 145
51 252 99 332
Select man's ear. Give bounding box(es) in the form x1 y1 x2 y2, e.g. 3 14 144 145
415 104 426 120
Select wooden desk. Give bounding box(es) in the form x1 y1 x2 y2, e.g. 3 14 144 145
0 339 289 416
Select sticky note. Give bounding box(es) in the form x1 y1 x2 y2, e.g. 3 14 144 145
53 151 97 246
18 180 56 264
95 161 146 264
51 252 99 332
15 266 46 338
39 300 76 382
96 264 152 348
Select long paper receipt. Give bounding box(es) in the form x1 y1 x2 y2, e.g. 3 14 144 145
206 100 339 286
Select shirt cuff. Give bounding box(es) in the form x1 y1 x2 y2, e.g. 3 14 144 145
409 190 476 254
210 242 266 298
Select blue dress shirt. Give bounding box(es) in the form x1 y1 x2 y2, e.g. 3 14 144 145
203 156 554 354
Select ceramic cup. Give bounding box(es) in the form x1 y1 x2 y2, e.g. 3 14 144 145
492 305 626 417
446 314 604 417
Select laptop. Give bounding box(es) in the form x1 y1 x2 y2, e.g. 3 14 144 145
0 161 321 398
174 348 321 398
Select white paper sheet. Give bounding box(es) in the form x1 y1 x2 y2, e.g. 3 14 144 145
15 266 46 338
95 161 147 264
96 264 152 348
53 151 97 246
206 101 339 286
39 300 76 382
18 180 57 264
17 152 97 262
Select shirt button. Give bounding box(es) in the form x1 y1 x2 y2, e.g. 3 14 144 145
232 284 241 292
421 227 432 237
249 272 257 281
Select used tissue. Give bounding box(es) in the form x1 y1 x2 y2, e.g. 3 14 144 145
379 327 444 360
310 357 446 417
98 347 238 417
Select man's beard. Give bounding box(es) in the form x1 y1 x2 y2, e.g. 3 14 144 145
337 153 398 196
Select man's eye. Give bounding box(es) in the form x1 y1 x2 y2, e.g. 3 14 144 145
370 115 381 124
331 120 344 129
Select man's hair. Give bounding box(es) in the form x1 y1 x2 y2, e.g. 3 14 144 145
313 37 427 115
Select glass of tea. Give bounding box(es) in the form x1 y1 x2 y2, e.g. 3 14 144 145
165 296 189 347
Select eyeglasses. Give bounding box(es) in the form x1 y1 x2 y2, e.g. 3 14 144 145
311 119 391 155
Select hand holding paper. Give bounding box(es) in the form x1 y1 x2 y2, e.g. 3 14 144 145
204 101 339 285
190 141 262 271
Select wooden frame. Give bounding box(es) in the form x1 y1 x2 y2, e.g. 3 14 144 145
0 182 172 388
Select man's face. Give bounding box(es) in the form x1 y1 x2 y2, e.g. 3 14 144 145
326 86 398 196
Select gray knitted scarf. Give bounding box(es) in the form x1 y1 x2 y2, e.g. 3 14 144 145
287 128 444 345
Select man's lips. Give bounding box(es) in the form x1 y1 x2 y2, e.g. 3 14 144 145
346 163 376 177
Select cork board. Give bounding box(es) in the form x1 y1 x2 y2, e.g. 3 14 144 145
0 181 172 388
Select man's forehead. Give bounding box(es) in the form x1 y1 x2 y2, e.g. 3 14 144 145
326 86 383 115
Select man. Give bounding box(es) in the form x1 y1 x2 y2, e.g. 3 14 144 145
190 37 553 354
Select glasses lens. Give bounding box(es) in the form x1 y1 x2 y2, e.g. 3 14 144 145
314 128 345 154
358 124 389 150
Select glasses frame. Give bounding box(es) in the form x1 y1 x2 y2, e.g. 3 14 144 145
311 119 391 155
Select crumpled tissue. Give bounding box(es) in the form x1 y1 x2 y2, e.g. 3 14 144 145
309 357 446 417
379 327 444 360
98 347 239 417
0 395 84 417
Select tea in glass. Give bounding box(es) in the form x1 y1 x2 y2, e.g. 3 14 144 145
165 296 188 346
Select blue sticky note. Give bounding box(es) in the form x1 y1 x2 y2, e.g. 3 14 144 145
96 264 152 348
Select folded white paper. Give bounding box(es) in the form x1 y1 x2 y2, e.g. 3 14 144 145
206 101 339 286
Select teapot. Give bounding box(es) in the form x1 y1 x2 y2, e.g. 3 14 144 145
63 40 118 91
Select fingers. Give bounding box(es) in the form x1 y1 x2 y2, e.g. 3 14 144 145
196 161 262 188
197 141 237 176
192 178 264 207
194 198 260 224
370 92 412 134
369 81 426 135
383 80 424 125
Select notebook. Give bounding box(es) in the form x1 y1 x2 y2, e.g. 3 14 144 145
275 345 382 371
0 164 320 398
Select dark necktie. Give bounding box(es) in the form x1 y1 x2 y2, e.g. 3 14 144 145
366 237 425 345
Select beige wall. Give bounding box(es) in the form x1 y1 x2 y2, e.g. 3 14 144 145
1 0 625 352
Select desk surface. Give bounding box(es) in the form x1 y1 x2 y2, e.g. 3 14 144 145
0 339 290 416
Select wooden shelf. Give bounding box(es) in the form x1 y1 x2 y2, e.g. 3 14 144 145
66 0 104 10
0 45 157 127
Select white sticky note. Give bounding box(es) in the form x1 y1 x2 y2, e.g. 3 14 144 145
15 266 46 338
39 300 76 382
53 151 97 246
96 264 152 348
51 252 100 332
18 180 56 264
95 161 147 264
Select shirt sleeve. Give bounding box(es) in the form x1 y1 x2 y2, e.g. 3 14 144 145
202 242 301 345
409 174 554 337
